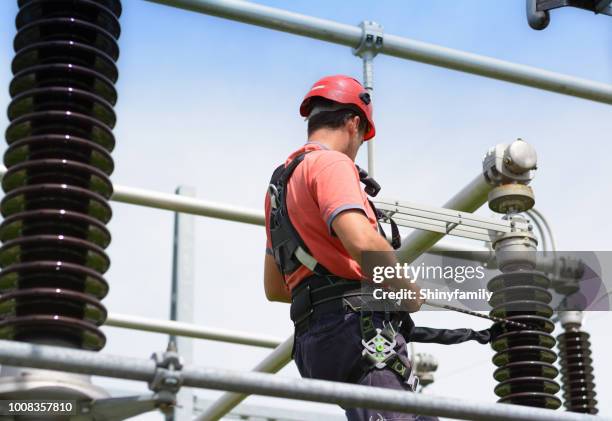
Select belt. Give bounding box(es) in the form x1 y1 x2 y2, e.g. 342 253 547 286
290 275 366 335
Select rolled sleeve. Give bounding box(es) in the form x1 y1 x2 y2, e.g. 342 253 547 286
326 203 366 235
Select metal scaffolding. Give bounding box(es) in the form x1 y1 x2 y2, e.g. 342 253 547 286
0 0 610 420
147 0 612 105
0 340 606 421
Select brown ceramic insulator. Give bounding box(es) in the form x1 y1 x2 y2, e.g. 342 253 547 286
1 0 121 349
488 270 560 409
557 330 598 414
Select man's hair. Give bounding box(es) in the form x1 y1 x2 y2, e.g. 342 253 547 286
307 98 368 137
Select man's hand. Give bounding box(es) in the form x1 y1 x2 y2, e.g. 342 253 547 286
398 281 424 313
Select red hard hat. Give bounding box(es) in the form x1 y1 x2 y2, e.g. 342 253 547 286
300 75 376 140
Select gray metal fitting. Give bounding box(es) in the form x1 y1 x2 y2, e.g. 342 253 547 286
148 348 184 395
353 21 384 59
483 138 537 185
559 310 584 328
413 353 438 387
526 0 550 30
493 228 538 271
550 256 585 295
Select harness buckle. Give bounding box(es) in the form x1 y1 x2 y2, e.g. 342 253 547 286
268 184 279 209
290 284 314 327
361 327 397 369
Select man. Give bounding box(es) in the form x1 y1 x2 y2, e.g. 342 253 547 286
263 75 490 420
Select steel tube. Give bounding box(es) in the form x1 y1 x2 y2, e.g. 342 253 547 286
105 313 283 348
144 0 612 105
0 165 265 226
362 54 376 177
428 239 494 263
169 185 196 421
196 335 294 421
111 184 265 225
397 172 492 264
0 340 605 421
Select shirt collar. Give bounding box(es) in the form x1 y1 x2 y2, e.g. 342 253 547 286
304 141 330 151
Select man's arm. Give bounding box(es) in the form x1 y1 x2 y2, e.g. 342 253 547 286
263 253 291 303
332 209 422 312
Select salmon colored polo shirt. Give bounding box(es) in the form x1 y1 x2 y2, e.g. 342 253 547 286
265 142 379 292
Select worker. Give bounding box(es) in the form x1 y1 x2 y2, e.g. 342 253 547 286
263 75 492 421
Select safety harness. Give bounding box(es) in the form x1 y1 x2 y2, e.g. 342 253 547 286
268 150 416 389
268 151 400 277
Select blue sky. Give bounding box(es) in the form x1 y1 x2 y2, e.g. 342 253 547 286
0 1 611 419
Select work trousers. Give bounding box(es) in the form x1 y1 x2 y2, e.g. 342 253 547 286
293 310 440 421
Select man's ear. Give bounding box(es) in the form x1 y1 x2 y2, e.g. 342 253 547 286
348 115 360 134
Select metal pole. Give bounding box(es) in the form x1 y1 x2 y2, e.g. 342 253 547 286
111 183 265 225
196 335 294 421
144 0 612 105
0 341 605 421
0 164 264 225
168 186 196 421
365 55 376 177
396 172 492 264
353 20 383 177
105 313 283 348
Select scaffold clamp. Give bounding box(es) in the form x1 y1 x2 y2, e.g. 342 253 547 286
353 21 384 59
148 343 184 413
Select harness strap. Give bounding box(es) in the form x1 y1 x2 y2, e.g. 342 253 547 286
369 199 401 250
358 310 418 390
269 151 403 278
269 152 333 277
360 311 377 342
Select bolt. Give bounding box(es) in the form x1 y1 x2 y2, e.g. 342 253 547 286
164 377 178 386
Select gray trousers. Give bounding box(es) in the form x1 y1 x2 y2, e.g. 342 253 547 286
293 311 439 421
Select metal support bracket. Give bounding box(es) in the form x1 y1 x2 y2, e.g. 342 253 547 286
352 20 384 61
75 394 165 421
148 343 184 415
374 198 533 243
527 0 612 30
353 21 384 177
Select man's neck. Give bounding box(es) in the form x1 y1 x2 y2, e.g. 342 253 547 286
308 130 354 160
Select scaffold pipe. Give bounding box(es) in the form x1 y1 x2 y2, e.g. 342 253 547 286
105 313 283 348
144 0 612 105
196 335 294 420
0 340 605 421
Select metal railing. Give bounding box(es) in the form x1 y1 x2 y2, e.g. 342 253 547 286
0 340 606 421
146 0 612 105
105 313 283 349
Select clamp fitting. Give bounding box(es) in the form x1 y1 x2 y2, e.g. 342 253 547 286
353 21 384 59
148 345 184 414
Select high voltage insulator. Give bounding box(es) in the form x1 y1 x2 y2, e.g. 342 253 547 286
557 322 598 413
488 270 561 409
0 0 121 351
